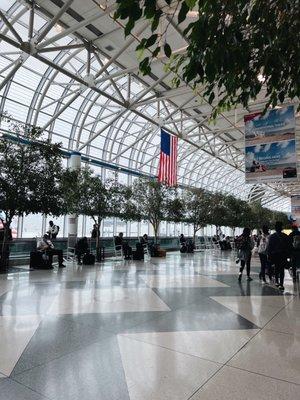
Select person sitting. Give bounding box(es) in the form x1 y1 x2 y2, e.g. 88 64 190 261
75 237 89 265
179 234 187 253
186 238 194 253
179 234 186 245
140 233 148 246
225 236 232 250
115 232 132 260
37 234 66 268
219 234 227 250
47 221 59 239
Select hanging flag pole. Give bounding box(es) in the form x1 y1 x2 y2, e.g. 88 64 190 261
158 129 178 186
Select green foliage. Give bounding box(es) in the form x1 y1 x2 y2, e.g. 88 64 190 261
115 0 300 117
62 168 126 226
0 118 64 269
0 123 64 224
183 188 212 238
132 178 177 243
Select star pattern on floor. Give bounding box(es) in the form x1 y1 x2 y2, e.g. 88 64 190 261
0 251 298 400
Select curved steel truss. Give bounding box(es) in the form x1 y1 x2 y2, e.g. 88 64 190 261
1 0 297 211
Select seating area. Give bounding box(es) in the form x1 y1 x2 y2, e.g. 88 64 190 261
0 1 299 399
0 249 299 400
6 236 194 267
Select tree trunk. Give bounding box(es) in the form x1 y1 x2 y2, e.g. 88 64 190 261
96 216 102 262
0 222 11 273
193 224 198 242
153 221 159 245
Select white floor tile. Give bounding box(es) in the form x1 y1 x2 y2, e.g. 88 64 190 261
210 296 291 327
141 275 229 288
120 329 259 364
265 307 300 336
118 335 220 400
228 329 300 384
0 281 12 297
286 298 300 311
47 287 170 315
190 365 300 400
0 315 41 376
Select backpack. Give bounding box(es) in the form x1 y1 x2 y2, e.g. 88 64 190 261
258 234 268 254
236 235 249 251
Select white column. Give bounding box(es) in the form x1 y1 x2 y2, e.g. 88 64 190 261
68 151 81 236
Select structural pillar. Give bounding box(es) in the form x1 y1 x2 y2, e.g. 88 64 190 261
68 151 81 236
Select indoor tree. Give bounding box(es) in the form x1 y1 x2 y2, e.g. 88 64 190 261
209 192 228 235
115 1 300 118
132 177 174 244
183 188 212 240
62 168 127 261
0 119 64 272
222 195 251 235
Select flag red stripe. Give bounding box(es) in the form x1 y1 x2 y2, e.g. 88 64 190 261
158 131 178 186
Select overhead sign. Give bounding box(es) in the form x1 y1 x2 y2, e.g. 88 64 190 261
291 195 300 225
244 105 297 183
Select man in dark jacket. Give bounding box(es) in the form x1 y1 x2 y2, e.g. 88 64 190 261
115 232 132 260
267 221 291 291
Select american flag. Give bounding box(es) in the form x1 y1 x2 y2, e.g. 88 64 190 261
158 129 178 186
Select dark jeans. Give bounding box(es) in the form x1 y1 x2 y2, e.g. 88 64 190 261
259 253 268 281
291 251 300 279
274 254 286 286
240 256 251 276
47 249 64 266
123 243 132 259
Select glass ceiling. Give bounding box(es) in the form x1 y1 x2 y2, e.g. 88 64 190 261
0 0 291 211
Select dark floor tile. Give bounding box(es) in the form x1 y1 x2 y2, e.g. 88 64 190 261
12 315 112 376
0 378 48 400
65 310 169 334
13 337 130 400
152 287 212 310
122 296 258 334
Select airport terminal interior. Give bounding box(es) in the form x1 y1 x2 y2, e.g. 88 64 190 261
0 1 299 399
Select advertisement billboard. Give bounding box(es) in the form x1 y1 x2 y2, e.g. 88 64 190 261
245 105 297 183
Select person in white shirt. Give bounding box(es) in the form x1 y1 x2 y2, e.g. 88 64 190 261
257 225 270 283
37 234 65 268
47 221 59 239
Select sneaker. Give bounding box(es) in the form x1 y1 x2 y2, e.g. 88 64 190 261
59 264 66 268
238 273 242 281
262 280 267 284
275 283 280 287
278 285 285 291
247 276 253 281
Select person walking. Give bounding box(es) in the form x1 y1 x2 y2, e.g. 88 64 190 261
257 225 270 284
237 228 254 282
289 224 300 282
267 221 291 291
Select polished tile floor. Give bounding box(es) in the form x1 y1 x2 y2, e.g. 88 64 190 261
0 250 299 400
